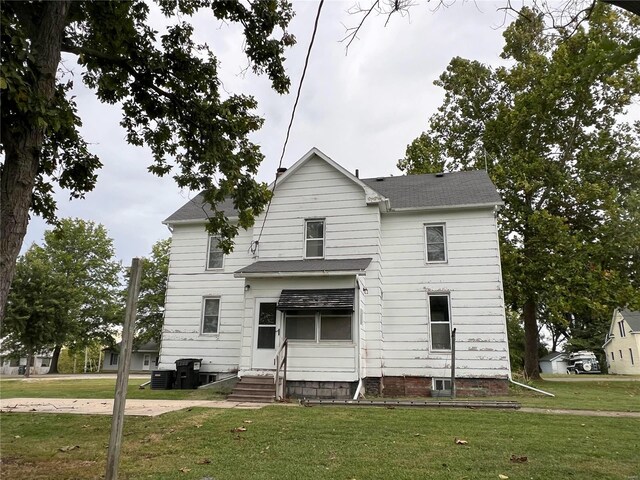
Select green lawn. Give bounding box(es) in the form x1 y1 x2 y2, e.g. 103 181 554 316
2 406 639 479
0 378 226 401
2 376 639 411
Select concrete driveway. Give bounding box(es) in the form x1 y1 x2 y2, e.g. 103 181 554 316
0 398 269 416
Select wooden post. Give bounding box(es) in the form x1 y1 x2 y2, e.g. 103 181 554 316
450 328 456 399
105 258 142 480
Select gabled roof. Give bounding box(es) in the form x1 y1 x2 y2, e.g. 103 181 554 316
540 352 567 362
235 258 372 277
620 310 640 332
361 170 502 210
164 148 502 224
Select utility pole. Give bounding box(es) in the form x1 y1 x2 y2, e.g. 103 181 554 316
105 258 142 480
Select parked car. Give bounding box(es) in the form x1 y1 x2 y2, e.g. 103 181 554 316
566 351 601 374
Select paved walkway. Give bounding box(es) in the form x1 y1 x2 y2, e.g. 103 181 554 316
519 407 640 418
0 398 268 416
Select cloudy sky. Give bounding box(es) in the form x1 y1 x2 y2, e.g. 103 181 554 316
23 1 527 262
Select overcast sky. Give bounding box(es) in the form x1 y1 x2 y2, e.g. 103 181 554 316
21 1 548 262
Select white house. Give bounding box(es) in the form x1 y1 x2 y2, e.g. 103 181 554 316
158 148 511 399
603 309 640 375
101 342 160 373
0 352 52 376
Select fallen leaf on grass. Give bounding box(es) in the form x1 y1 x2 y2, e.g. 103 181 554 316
243 420 253 424
179 467 191 473
498 475 509 479
510 454 528 463
59 445 80 452
195 424 203 429
230 426 247 433
414 433 421 437
454 438 468 445
14 435 21 439
195 459 211 465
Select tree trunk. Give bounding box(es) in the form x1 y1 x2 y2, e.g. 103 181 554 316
25 352 32 378
0 1 70 321
47 345 62 374
523 299 541 380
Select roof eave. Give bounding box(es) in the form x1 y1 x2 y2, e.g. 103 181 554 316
389 201 503 212
163 216 239 226
234 270 367 279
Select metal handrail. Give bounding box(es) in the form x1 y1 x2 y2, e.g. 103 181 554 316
274 337 288 400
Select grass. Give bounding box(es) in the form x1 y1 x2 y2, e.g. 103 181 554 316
2 376 639 411
1 406 639 479
0 378 226 401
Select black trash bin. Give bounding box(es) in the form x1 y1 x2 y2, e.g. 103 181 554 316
18 365 26 375
174 358 202 389
150 370 174 390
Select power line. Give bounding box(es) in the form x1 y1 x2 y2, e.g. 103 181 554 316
249 0 325 255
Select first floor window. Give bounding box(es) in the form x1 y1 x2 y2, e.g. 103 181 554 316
202 298 220 334
41 358 51 367
611 351 615 361
630 349 635 365
110 353 119 365
207 236 224 269
285 310 352 342
429 294 451 350
619 350 623 359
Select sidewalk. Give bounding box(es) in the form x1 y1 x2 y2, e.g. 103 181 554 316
0 397 269 416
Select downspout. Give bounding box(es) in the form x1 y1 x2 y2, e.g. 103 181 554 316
353 378 364 400
508 376 555 397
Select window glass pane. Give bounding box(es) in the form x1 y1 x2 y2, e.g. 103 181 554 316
306 221 324 239
259 303 277 325
257 327 276 349
431 324 451 350
306 239 323 258
427 244 445 262
430 296 449 322
203 298 220 333
320 315 352 340
286 315 316 340
208 237 224 268
426 226 444 243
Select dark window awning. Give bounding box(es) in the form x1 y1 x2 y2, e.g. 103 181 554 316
277 288 355 311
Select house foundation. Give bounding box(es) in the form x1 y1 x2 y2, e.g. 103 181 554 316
286 380 358 399
365 376 509 397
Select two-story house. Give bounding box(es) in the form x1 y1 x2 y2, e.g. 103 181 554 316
603 309 640 375
158 148 511 399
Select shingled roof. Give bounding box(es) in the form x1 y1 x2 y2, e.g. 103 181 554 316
164 167 501 223
361 170 502 210
621 310 640 332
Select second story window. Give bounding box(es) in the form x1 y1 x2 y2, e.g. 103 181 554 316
305 219 325 259
425 224 447 263
618 321 626 337
207 236 224 269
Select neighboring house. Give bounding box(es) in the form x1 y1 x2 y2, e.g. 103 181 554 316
158 148 511 398
0 352 52 375
539 352 568 374
603 309 640 375
102 342 160 372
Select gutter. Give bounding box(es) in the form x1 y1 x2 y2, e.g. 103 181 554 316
389 202 503 212
234 270 367 279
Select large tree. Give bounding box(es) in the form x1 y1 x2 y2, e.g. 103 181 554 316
398 5 640 379
32 218 122 373
0 0 295 321
134 238 170 345
1 246 70 376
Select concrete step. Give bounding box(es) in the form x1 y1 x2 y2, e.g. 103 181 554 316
233 384 274 392
241 376 274 385
227 393 274 403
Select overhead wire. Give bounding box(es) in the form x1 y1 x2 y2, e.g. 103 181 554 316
249 0 325 255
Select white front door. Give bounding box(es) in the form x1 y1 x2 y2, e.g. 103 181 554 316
252 300 280 370
142 354 151 371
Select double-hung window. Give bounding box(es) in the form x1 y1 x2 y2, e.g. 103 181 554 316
305 219 325 259
207 236 224 269
425 224 447 263
285 310 352 342
110 353 119 365
429 294 451 350
202 297 220 334
618 321 626 337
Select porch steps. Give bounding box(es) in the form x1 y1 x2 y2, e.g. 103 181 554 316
227 375 275 403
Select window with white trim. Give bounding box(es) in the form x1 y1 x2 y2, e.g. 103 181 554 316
425 224 447 263
202 297 220 334
433 378 452 392
285 310 352 342
304 219 325 259
110 353 119 365
630 349 635 365
207 236 224 269
611 351 615 361
429 294 451 350
41 357 51 367
619 349 623 359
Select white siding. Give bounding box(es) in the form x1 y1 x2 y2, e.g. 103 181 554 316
379 209 510 379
